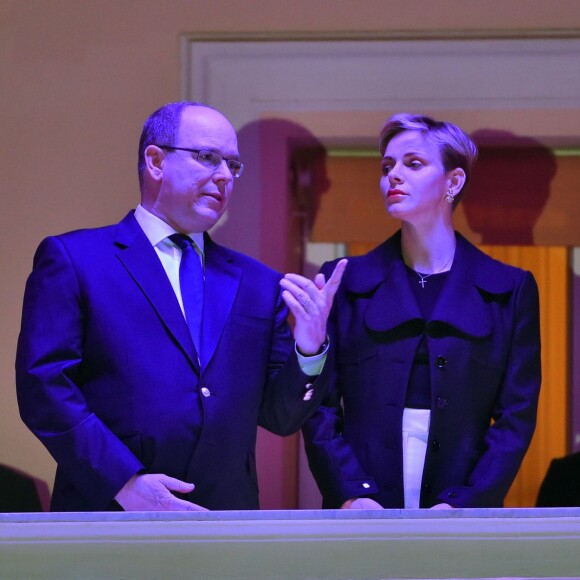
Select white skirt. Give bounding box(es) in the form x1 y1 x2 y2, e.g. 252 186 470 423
402 408 431 509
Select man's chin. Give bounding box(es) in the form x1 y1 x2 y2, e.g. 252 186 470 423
192 210 225 233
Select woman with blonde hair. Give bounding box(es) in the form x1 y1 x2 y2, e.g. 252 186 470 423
303 113 541 509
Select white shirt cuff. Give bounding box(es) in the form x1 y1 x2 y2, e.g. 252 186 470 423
295 340 329 377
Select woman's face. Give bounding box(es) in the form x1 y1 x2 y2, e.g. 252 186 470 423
380 130 454 223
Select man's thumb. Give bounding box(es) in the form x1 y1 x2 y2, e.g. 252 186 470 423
162 476 195 492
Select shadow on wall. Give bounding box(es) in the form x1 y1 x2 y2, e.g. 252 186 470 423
0 464 50 512
288 128 331 277
211 117 330 275
465 130 557 246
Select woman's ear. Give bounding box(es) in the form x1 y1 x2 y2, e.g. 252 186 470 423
144 145 165 182
448 167 466 195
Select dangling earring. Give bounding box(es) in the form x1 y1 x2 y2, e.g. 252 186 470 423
445 190 454 204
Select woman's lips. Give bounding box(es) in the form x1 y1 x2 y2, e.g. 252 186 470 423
387 189 407 198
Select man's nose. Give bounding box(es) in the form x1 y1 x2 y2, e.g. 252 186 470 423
213 159 234 181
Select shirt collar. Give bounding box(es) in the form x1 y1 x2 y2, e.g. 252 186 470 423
134 204 205 254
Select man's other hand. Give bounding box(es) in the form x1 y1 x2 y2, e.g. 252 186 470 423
114 473 208 511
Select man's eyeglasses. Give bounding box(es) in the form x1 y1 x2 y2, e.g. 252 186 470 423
156 145 245 178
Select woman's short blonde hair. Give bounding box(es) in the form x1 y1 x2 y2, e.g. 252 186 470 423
379 113 478 206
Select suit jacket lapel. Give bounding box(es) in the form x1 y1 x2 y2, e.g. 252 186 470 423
200 235 241 370
113 212 199 370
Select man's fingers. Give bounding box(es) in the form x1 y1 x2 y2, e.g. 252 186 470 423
170 498 208 511
158 494 208 512
185 501 209 512
313 272 326 290
281 290 312 319
281 258 347 307
156 475 208 511
159 475 196 494
322 259 347 295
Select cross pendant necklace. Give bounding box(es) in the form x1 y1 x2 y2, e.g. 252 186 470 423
414 252 454 288
416 272 430 288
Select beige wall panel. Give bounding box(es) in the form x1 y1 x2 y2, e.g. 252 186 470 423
3 0 580 508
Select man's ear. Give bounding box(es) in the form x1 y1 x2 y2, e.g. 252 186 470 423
144 145 165 182
448 167 466 195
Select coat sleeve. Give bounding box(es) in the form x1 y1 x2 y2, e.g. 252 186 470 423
437 270 542 507
16 237 143 509
300 261 379 508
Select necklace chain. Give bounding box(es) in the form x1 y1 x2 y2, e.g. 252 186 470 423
415 253 454 288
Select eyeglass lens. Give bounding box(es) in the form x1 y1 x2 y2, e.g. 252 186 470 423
197 150 243 177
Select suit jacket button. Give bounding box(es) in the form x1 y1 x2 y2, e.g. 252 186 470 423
436 397 447 409
201 387 211 397
431 439 440 452
435 355 447 368
303 389 314 401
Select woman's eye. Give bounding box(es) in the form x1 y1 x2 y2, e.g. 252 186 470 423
409 160 423 169
381 165 392 175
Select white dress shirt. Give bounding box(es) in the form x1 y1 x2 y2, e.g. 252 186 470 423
133 205 326 376
134 204 203 318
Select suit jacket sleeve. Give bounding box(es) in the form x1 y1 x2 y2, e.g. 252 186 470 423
437 270 542 507
16 236 143 508
256 278 334 437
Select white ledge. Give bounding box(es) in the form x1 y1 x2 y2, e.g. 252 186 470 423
1 508 579 579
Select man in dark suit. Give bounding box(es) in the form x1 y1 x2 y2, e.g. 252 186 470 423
16 102 346 512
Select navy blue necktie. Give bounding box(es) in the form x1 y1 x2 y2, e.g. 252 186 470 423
170 234 204 354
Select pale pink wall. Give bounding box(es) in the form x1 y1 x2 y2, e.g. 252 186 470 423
2 0 580 509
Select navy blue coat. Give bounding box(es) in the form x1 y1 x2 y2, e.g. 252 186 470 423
16 212 330 511
303 231 541 508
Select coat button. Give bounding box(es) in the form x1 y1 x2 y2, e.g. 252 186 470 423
431 440 440 452
436 397 447 409
201 387 211 398
435 355 447 368
303 389 314 401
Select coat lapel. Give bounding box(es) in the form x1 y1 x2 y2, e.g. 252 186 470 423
347 232 517 338
200 235 241 370
364 258 423 332
113 212 199 370
344 233 423 333
430 234 516 338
